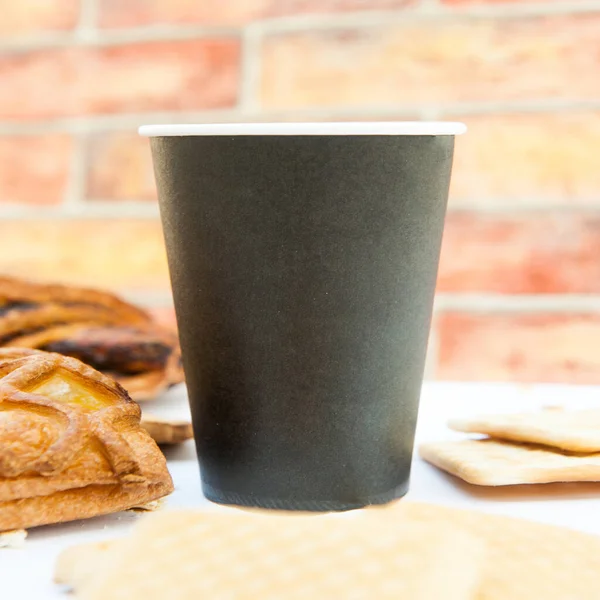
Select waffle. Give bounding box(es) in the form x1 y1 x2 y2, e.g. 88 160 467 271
0 276 183 400
0 348 173 531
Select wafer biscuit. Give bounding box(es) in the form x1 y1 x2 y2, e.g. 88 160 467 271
449 408 600 453
390 502 600 600
56 509 484 600
419 438 600 485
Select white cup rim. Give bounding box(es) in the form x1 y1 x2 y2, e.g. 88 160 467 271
139 122 467 137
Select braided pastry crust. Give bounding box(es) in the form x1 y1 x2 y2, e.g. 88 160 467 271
0 349 173 531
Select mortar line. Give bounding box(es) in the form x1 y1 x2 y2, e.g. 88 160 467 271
418 106 442 121
121 290 174 306
447 203 600 214
76 0 99 32
63 134 88 210
84 198 160 210
0 25 241 52
435 0 600 19
70 200 161 218
5 202 599 220
418 0 443 14
1 100 599 137
0 109 245 136
2 1 600 52
238 24 262 112
434 294 600 313
436 99 600 117
247 1 600 35
0 203 160 220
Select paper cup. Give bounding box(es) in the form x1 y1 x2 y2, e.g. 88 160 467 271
141 122 466 511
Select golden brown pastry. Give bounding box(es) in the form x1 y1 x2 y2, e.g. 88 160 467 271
140 415 194 445
0 277 149 324
0 348 174 531
0 276 183 400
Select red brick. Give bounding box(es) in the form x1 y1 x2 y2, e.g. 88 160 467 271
86 133 156 201
0 39 239 120
0 220 169 291
0 0 78 37
438 214 600 294
0 135 72 206
450 113 600 206
260 15 600 109
99 0 414 28
437 313 600 384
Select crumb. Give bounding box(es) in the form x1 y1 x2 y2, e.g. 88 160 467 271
541 404 565 412
0 529 27 549
129 498 165 512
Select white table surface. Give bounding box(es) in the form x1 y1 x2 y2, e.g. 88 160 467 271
4 381 600 598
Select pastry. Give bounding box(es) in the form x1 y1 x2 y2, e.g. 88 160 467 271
0 277 148 324
0 276 183 400
0 348 173 531
140 416 194 445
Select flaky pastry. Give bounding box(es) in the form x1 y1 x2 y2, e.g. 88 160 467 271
0 348 173 531
0 276 183 400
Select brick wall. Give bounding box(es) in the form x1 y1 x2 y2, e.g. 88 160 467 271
1 0 599 383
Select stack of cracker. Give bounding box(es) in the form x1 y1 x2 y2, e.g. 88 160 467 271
55 502 600 599
420 408 600 485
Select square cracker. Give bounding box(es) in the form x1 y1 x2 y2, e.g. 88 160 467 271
419 438 600 485
385 502 600 600
449 408 600 452
56 510 483 600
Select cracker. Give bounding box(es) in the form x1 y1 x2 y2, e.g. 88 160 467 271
55 540 120 588
140 415 193 445
56 509 484 600
388 502 600 600
449 408 600 452
419 438 600 485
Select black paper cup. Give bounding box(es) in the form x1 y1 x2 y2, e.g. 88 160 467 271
140 122 466 511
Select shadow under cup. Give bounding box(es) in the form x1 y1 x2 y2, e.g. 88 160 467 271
141 122 465 511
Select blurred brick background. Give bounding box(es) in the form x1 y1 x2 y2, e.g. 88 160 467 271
1 0 599 383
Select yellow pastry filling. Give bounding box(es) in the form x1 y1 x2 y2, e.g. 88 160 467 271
30 373 113 411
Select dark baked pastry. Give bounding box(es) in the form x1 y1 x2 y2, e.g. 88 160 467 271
0 277 183 400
